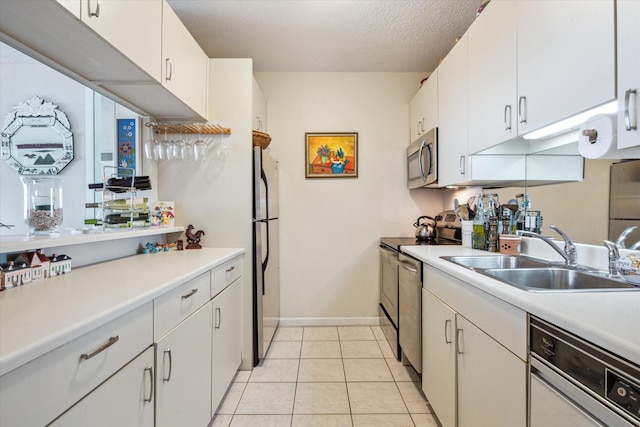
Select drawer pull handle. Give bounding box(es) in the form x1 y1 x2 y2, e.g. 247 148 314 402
215 307 222 329
181 288 198 299
163 349 172 382
80 335 119 360
144 367 154 403
226 266 235 273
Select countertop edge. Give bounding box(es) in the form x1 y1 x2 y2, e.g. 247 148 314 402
401 245 640 366
0 247 245 376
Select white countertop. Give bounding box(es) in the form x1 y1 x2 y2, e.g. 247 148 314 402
0 247 244 376
402 245 640 366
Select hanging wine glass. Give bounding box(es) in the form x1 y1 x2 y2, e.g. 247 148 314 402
178 128 189 160
158 125 169 160
193 123 207 161
144 123 157 160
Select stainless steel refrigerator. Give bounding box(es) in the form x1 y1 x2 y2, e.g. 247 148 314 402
609 159 640 247
253 146 280 365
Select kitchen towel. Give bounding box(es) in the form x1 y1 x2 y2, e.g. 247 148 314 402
578 113 640 159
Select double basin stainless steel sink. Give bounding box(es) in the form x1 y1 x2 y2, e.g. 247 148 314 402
441 255 640 292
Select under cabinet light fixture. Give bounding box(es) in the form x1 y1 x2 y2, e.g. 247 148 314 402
522 101 618 140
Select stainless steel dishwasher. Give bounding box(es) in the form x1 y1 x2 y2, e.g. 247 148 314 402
530 317 640 427
398 252 422 373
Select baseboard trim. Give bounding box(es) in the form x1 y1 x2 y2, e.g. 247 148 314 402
279 317 380 327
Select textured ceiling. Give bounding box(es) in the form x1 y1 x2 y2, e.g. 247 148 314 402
166 0 481 72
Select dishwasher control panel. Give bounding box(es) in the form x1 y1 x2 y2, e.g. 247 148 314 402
530 317 640 425
607 370 640 421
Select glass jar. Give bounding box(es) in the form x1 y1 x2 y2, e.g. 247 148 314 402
22 177 63 235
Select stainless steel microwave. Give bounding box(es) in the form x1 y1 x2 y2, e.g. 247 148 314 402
407 128 438 189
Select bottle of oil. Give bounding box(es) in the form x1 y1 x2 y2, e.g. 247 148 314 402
472 200 486 250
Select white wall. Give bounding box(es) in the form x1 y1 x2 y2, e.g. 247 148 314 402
0 43 89 235
255 72 443 323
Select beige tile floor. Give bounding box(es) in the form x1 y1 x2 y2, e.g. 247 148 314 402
211 326 440 427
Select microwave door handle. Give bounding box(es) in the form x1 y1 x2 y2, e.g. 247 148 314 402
418 140 426 181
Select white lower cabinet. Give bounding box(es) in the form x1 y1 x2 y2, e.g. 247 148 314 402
155 302 213 427
0 302 153 427
211 278 243 414
423 289 457 427
456 316 526 427
50 346 155 427
0 253 244 427
422 265 527 427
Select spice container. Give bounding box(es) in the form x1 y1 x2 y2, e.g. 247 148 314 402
22 177 63 234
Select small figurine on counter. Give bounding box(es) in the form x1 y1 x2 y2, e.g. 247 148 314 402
48 254 71 277
177 239 184 251
185 224 205 249
144 242 160 254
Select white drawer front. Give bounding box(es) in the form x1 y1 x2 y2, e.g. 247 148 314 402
0 302 152 427
154 271 211 340
211 256 243 298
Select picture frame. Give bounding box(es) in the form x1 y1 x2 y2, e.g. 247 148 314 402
305 132 358 178
117 118 136 176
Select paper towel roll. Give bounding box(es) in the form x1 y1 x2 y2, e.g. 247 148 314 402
578 113 640 159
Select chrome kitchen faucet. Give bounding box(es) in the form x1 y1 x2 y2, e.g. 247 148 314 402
518 225 577 266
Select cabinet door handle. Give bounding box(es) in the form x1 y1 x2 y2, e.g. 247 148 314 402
624 89 638 131
504 104 512 130
165 58 173 82
88 0 100 17
420 118 425 133
456 328 464 355
215 307 222 329
444 319 452 344
80 335 119 360
226 265 235 273
518 96 527 124
459 155 466 176
163 349 172 382
181 288 198 299
144 367 154 403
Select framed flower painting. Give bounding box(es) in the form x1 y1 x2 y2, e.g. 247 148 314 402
305 132 358 178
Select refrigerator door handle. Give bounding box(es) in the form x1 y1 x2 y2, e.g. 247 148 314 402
262 168 270 277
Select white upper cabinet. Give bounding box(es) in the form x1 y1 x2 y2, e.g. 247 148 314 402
515 0 615 136
467 0 517 154
55 0 80 18
617 0 640 149
467 0 615 153
437 34 469 187
253 77 267 132
0 0 208 120
410 70 438 143
81 0 163 82
161 0 208 119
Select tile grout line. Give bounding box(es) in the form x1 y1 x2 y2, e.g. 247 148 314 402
221 326 430 427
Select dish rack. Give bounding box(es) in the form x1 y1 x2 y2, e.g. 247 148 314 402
89 166 151 229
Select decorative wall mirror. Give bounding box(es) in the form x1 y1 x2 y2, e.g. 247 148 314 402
1 95 73 175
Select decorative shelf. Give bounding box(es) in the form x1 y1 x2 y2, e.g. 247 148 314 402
145 122 231 135
0 226 184 254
